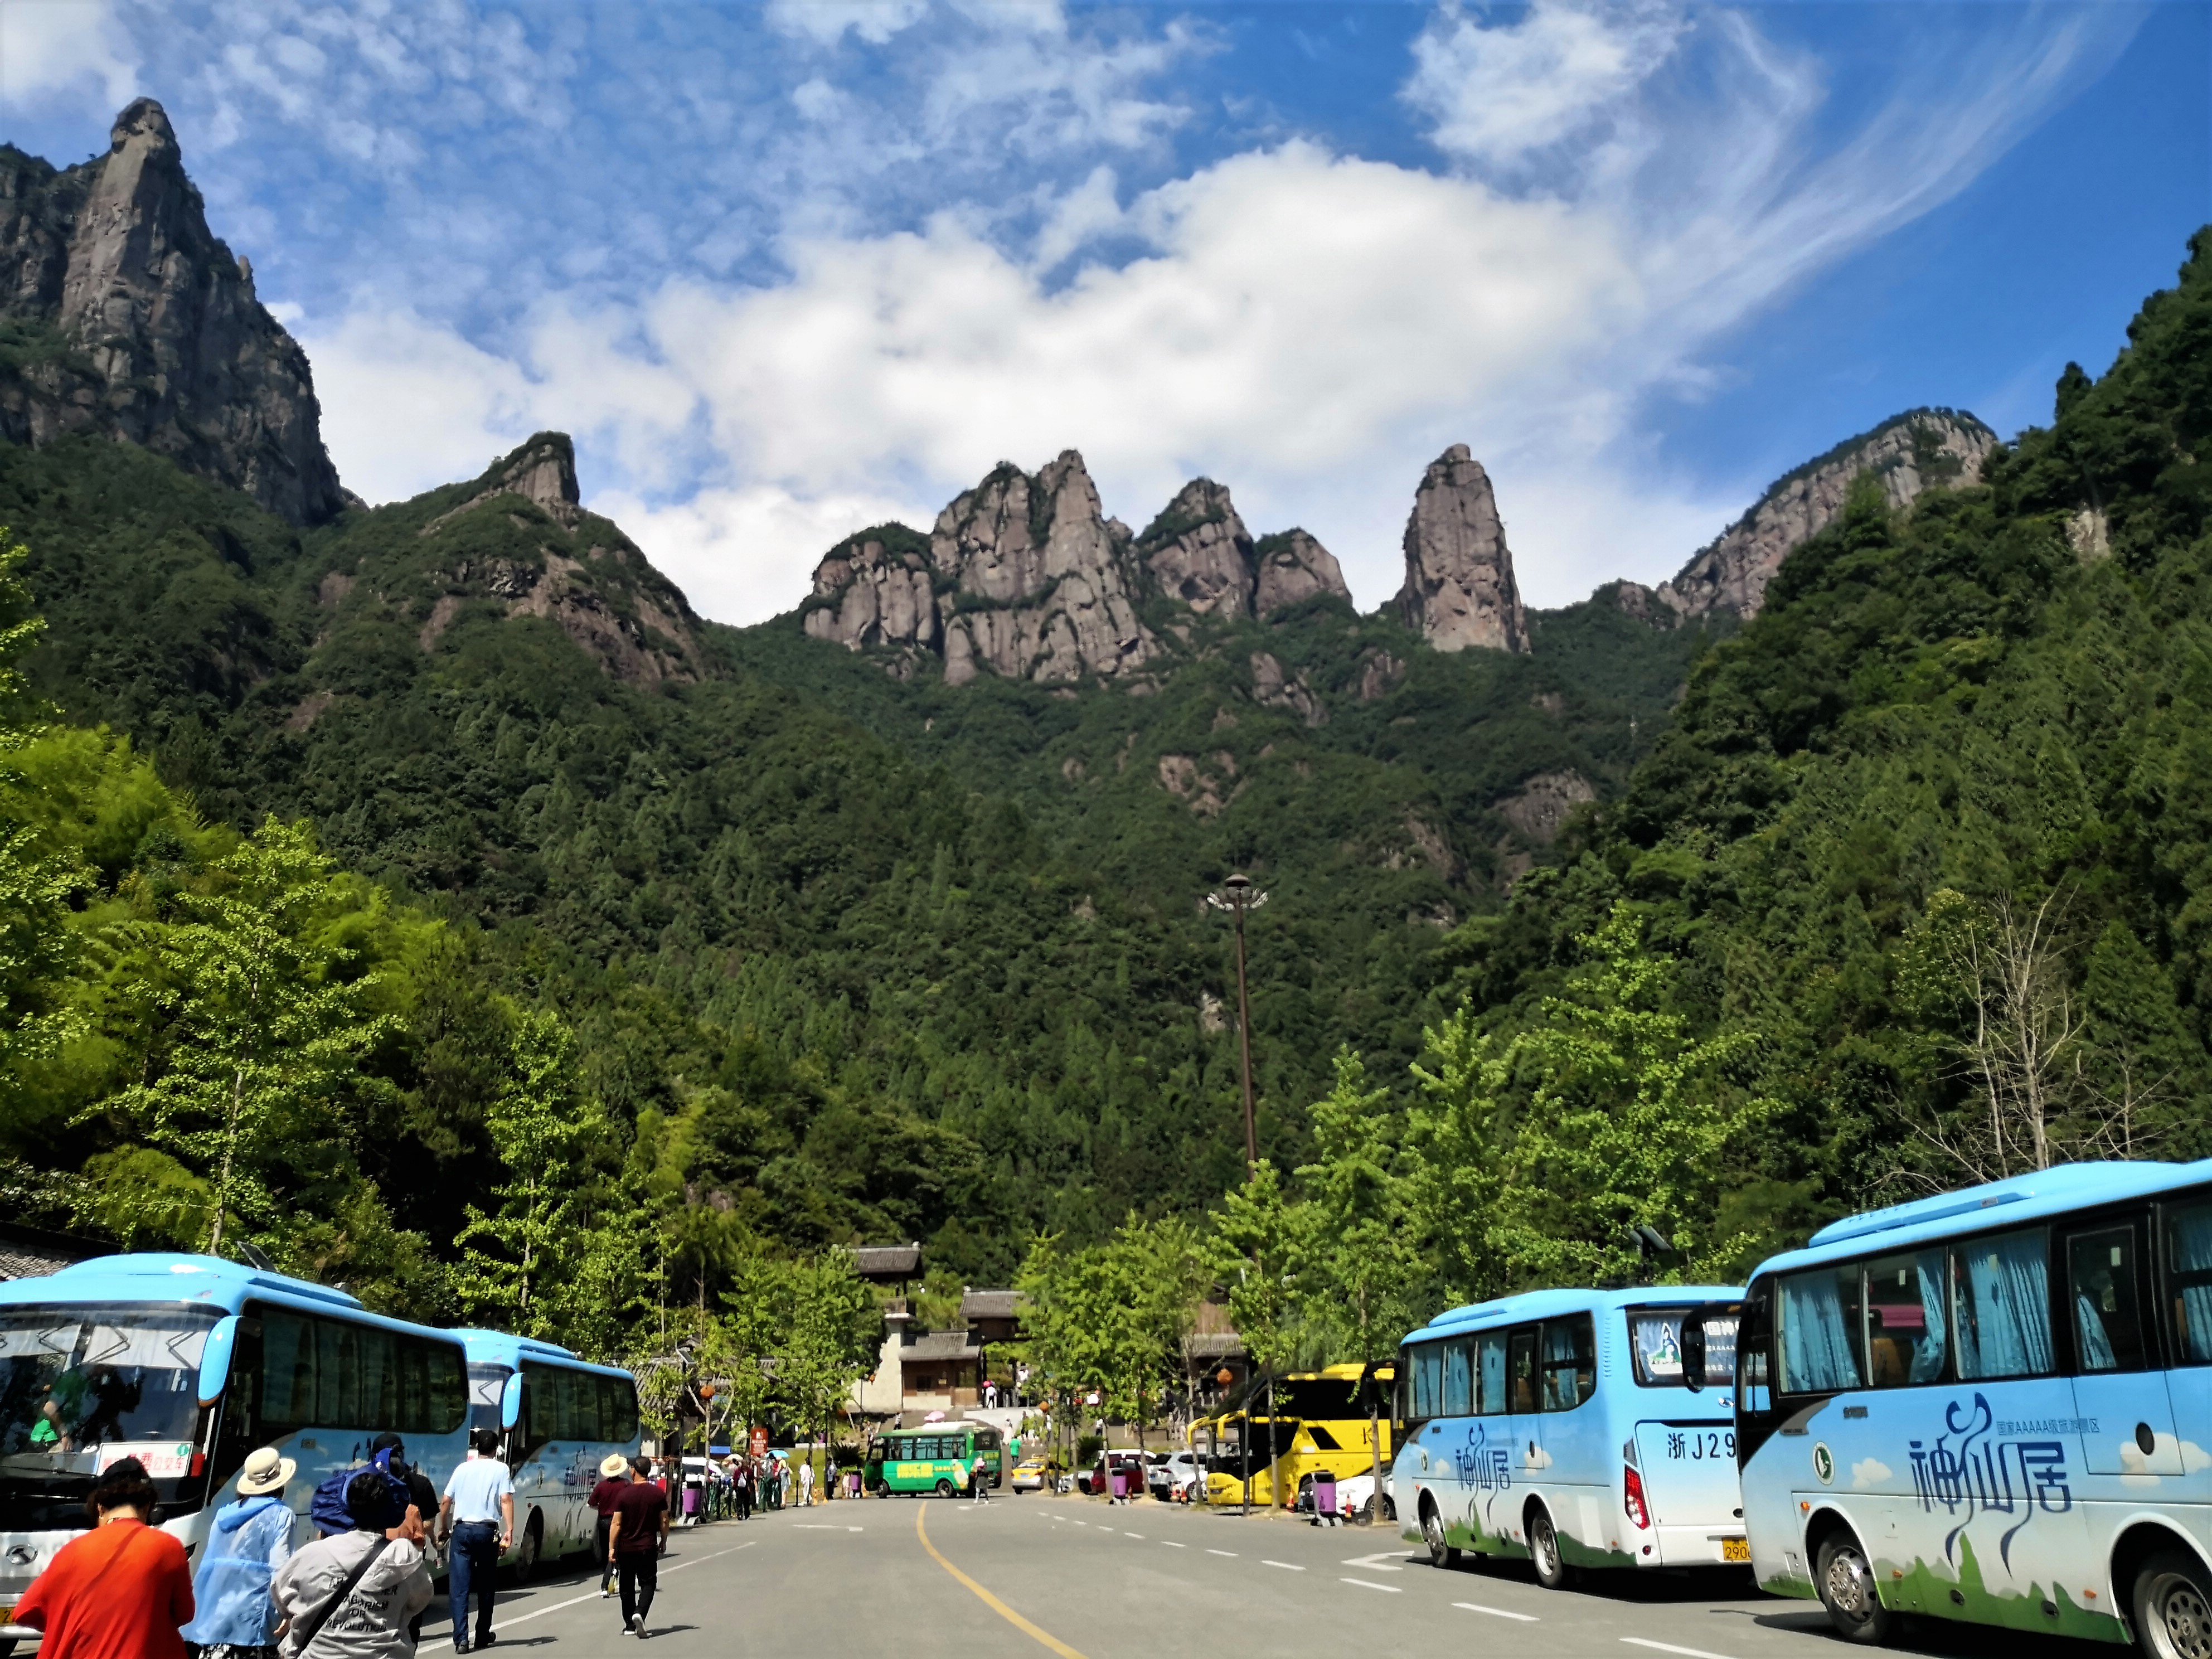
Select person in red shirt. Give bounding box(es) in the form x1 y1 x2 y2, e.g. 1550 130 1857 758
14 1457 194 1659
586 1453 632 1599
604 1464 669 1638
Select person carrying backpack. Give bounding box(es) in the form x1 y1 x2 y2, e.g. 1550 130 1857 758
270 1469 431 1659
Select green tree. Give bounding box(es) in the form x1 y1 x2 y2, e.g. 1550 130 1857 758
110 818 394 1255
454 1009 588 1335
773 1249 876 1488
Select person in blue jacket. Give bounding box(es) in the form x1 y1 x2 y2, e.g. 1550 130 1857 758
184 1445 296 1659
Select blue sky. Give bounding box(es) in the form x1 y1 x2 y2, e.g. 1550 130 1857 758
1 1 2203 622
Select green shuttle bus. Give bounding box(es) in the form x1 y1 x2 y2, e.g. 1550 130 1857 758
867 1422 1005 1496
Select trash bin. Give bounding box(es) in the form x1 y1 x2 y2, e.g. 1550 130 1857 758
1109 1467 1128 1503
1312 1473 1337 1525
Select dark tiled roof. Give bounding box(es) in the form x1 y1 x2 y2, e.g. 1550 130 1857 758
961 1289 1021 1322
853 1245 923 1280
1185 1332 1246 1359
903 1330 980 1362
0 1223 101 1283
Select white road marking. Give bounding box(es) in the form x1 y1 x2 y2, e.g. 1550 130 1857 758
1341 1578 1401 1593
1340 1553 1406 1571
493 1545 754 1630
1206 1549 1238 1557
1454 1602 1539 1623
1124 1532 1144 1538
1162 1541 1186 1549
1622 1640 1735 1659
1262 1560 1304 1571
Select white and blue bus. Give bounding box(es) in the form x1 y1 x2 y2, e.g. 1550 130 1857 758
1721 1158 2212 1651
1393 1285 1747 1587
453 1330 641 1577
0 1253 470 1631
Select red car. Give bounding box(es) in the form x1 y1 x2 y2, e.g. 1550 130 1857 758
1075 1449 1149 1497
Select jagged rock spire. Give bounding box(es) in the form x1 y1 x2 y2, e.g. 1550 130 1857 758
1393 445 1529 654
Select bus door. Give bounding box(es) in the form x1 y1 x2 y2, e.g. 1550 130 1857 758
1534 1314 1606 1555
1466 1330 1512 1548
1505 1324 1545 1543
2063 1216 2182 1476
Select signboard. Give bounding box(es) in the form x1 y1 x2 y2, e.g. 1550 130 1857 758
748 1425 768 1459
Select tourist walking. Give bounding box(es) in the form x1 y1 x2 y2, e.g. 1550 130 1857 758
605 1460 670 1638
183 1445 295 1659
797 1455 813 1508
589 1455 630 1597
437 1429 513 1653
13 1457 195 1659
731 1458 751 1521
271 1469 431 1659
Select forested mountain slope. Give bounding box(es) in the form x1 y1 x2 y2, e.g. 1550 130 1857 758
1443 229 2212 1264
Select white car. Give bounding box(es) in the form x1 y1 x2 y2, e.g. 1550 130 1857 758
1146 1451 1205 1501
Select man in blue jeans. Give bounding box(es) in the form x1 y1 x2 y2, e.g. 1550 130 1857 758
439 1429 515 1652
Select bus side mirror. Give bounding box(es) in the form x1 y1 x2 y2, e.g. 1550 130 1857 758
1680 1315 1706 1395
501 1372 523 1430
198 1315 241 1409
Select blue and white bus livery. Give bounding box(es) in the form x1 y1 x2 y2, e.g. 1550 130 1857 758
1393 1286 1745 1588
1724 1158 2212 1651
0 1253 470 1631
453 1330 640 1578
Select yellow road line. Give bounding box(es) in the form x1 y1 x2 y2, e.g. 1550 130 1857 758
915 1505 1092 1659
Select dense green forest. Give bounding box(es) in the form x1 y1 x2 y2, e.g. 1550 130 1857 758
1 222 2204 1370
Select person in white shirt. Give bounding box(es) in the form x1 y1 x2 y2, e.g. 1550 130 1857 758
436 1431 515 1653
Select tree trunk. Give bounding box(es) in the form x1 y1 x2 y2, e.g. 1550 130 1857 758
209 1064 246 1254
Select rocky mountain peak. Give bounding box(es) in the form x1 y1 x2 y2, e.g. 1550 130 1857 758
0 99 343 524
1643 409 1996 622
1252 528 1349 616
1393 444 1530 654
1138 478 1254 618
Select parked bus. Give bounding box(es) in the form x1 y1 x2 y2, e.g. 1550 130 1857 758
1718 1159 2212 1651
1391 1286 1745 1586
1201 1363 1395 1510
0 1253 470 1632
866 1422 1002 1496
453 1330 641 1577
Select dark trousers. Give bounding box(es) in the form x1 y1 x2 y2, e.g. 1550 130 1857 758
617 1553 657 1627
594 1516 613 1585
448 1521 501 1642
735 1486 751 1520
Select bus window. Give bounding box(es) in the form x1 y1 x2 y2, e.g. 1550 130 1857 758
1442 1339 1473 1417
1409 1341 1443 1420
2167 1200 2212 1362
1952 1229 2052 1380
1864 1249 1947 1387
1735 1283 1772 1416
2065 1225 2146 1372
1778 1263 1864 1394
1540 1316 1594 1410
1506 1328 1538 1413
1474 1331 1507 1413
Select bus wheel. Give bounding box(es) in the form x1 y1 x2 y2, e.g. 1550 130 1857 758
1420 1499 1459 1569
1815 1530 1894 1645
936 1479 956 1498
1529 1506 1573 1590
513 1513 543 1583
2132 1550 2212 1659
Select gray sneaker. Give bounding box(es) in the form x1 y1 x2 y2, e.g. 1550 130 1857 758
629 1613 645 1637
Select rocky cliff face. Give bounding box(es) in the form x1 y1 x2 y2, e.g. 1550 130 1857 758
1392 444 1530 654
0 100 344 525
802 454 1351 686
1642 410 1995 622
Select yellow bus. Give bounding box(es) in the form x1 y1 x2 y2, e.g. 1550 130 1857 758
1201 1362 1394 1512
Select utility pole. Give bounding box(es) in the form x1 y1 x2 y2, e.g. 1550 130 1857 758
1206 872 1269 1175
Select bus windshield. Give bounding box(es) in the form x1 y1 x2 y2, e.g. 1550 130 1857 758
0 1304 219 1488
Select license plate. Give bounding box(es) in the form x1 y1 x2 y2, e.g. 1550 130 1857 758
1720 1537 1751 1563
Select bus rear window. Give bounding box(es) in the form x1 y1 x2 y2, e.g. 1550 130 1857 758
1628 1311 1736 1388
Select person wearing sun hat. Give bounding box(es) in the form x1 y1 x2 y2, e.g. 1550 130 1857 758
183 1446 297 1659
587 1454 630 1598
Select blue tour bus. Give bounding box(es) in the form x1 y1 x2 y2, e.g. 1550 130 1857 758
0 1253 471 1631
1393 1284 1747 1587
453 1330 641 1577
1719 1158 2212 1651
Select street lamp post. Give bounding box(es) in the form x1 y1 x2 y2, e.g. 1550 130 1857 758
1205 872 1268 1175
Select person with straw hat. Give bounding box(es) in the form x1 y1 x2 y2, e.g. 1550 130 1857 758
587 1455 630 1599
185 1446 296 1659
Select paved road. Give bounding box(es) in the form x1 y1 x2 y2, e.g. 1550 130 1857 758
438 1495 2109 1658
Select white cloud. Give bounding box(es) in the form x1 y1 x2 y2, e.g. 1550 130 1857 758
0 0 139 111
594 482 934 627
1850 1458 1892 1491
765 0 931 46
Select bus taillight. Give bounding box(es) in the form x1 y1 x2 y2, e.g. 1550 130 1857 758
1623 1463 1650 1531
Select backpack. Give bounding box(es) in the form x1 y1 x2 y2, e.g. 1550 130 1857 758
308 1449 410 1535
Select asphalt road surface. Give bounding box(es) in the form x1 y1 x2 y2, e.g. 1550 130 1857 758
434 1494 2112 1658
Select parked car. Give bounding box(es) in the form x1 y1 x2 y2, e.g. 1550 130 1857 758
1146 1451 1204 1502
1075 1449 1148 1497
1010 1457 1049 1493
1304 1469 1393 1522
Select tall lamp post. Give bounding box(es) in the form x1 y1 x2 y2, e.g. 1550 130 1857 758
1205 872 1268 1175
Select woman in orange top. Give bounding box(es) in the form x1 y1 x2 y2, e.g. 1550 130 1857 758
14 1457 195 1659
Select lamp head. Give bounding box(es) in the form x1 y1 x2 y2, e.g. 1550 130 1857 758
1223 872 1251 894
